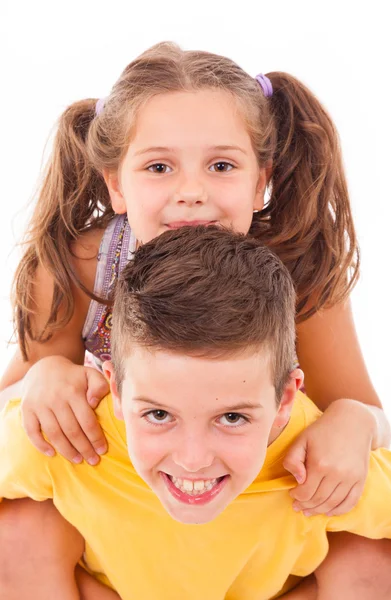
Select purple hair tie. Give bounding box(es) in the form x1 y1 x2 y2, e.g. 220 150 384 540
255 74 273 98
95 97 106 116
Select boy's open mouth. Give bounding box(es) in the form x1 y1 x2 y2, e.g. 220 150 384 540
160 472 229 505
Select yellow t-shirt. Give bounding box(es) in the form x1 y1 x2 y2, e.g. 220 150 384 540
1 392 391 600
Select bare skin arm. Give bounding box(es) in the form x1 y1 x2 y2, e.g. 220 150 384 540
279 576 317 599
296 299 390 448
75 566 121 600
0 499 119 600
0 227 103 392
0 499 83 600
0 230 110 463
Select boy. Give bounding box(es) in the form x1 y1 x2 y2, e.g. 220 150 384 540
1 226 391 600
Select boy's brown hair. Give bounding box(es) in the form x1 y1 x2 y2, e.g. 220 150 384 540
111 226 296 401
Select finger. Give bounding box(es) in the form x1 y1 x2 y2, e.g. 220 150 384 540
290 469 326 503
293 476 342 511
39 410 83 464
85 368 109 409
21 410 56 457
283 442 307 484
299 483 353 516
326 482 364 517
56 404 102 465
71 400 108 457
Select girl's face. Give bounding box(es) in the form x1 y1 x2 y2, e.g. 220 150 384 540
104 90 267 243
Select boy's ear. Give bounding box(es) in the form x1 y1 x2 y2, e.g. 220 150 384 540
273 369 304 429
102 169 127 215
102 360 124 420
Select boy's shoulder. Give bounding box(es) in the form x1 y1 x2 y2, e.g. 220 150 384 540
94 393 128 456
246 392 321 493
0 398 53 500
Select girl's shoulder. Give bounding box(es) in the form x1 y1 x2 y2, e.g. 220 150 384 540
71 226 106 290
71 214 134 289
81 214 135 363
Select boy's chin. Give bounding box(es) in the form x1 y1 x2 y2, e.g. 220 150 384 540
162 501 227 525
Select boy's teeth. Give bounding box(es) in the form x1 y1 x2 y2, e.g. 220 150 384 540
193 480 205 491
183 479 193 492
169 476 219 495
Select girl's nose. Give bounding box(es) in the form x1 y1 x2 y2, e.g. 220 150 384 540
173 179 208 205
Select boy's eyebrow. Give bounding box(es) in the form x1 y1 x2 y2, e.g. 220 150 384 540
133 397 263 411
133 144 247 157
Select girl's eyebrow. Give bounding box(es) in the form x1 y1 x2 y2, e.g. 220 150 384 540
133 397 263 412
133 146 175 157
133 144 248 157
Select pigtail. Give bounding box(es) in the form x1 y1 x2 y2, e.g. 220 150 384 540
13 100 114 359
250 72 360 320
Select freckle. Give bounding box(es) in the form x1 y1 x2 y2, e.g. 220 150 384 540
243 380 246 383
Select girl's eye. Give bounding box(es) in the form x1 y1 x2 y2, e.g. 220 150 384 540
147 163 172 174
209 162 234 173
218 413 248 427
144 410 173 425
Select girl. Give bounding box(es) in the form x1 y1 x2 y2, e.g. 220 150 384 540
0 43 390 596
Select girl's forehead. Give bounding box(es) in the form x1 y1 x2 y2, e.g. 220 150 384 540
131 89 251 143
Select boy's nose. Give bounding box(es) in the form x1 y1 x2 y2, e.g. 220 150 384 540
172 435 214 473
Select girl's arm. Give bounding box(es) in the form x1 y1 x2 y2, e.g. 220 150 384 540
296 298 390 448
283 298 390 518
0 348 31 392
0 229 109 464
1 227 102 392
0 260 88 409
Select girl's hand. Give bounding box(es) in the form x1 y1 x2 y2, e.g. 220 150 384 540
282 399 377 517
21 356 109 465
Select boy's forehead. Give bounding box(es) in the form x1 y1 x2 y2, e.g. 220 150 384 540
122 346 275 400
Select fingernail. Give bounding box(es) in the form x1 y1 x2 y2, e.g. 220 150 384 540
87 456 99 466
73 455 83 464
89 397 98 407
96 446 107 455
292 504 301 512
295 475 304 484
303 510 312 517
45 449 55 457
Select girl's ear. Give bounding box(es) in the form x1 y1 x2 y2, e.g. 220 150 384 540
102 169 127 214
254 163 272 211
102 360 124 420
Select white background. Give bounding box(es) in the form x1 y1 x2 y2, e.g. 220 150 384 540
1 1 390 417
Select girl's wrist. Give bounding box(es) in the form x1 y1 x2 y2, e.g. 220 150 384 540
327 398 377 445
327 398 390 450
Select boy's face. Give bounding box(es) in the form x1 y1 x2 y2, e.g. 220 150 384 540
105 348 302 525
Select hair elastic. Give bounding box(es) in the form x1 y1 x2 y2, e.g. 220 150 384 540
255 74 273 98
95 97 106 116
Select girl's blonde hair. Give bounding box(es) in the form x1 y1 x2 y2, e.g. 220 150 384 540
14 42 359 360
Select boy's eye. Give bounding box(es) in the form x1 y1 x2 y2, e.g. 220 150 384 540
144 410 173 424
209 162 234 173
147 163 173 174
218 412 248 427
